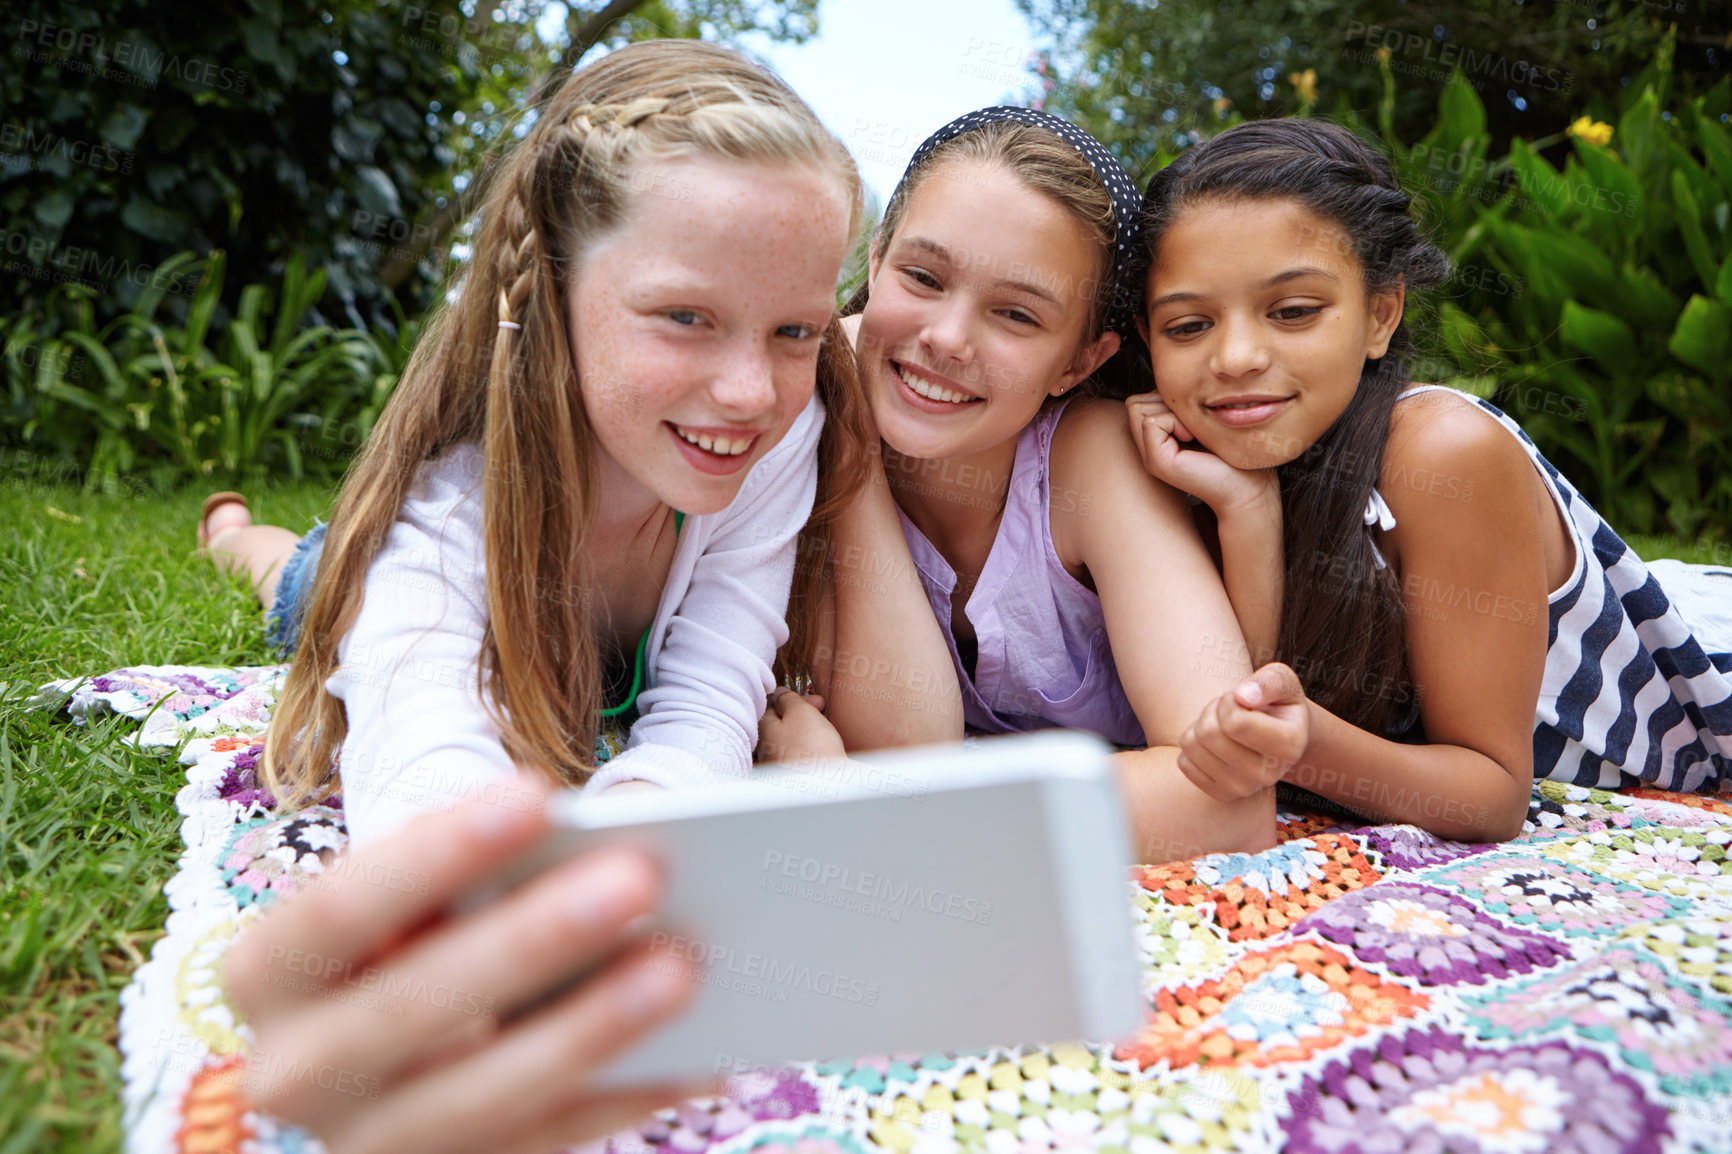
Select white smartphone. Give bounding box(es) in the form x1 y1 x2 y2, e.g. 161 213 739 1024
483 730 1145 1086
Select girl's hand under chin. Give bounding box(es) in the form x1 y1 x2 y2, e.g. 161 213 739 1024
1178 662 1311 802
1126 393 1278 515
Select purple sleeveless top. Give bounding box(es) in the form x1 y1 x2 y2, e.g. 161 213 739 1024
895 400 1146 746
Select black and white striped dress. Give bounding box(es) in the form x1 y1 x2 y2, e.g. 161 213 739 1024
1393 386 1732 793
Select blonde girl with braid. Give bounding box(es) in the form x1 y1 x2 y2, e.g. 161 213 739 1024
197 41 863 848
215 42 861 1151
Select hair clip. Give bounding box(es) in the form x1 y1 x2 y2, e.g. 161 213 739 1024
497 320 522 331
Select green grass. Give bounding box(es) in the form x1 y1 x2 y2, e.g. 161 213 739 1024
0 470 1723 1152
1623 535 1730 568
0 474 333 1154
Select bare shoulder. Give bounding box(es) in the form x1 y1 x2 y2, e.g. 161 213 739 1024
1381 387 1542 529
1049 397 1188 541
1049 397 1154 497
1387 387 1495 446
1050 396 1136 467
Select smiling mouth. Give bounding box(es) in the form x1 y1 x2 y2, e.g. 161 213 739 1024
1202 395 1296 428
893 361 981 406
670 424 755 456
1206 396 1293 411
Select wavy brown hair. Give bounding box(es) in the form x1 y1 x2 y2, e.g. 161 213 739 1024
1138 119 1449 737
263 40 862 808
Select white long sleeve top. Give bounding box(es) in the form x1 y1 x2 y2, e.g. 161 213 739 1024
330 396 821 848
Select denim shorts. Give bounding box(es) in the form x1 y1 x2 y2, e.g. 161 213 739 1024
264 522 327 656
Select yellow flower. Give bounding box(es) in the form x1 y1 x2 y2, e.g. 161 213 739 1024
1375 46 1391 63
1568 116 1614 147
1213 95 1233 115
1289 68 1318 106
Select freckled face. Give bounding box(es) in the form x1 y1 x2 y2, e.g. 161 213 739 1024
1140 198 1402 470
858 159 1107 463
569 155 853 515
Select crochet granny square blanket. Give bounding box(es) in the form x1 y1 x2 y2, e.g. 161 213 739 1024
44 664 1732 1154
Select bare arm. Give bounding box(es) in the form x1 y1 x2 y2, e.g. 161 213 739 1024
823 448 965 748
1211 488 1284 666
1287 704 1527 841
1113 746 1277 860
1279 396 1547 841
1054 400 1277 859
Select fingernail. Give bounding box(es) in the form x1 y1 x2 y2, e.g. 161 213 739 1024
569 852 651 931
622 958 687 1024
464 797 524 841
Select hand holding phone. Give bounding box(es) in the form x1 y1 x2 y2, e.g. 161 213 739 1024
480 732 1147 1085
222 779 713 1154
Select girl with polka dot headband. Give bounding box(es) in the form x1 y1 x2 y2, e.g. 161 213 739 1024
761 107 1278 862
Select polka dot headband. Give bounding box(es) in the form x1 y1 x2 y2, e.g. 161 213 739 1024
899 106 1143 336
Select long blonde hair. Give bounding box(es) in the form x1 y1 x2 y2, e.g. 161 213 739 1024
264 41 863 808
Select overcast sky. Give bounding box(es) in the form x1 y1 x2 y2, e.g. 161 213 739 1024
737 0 1040 207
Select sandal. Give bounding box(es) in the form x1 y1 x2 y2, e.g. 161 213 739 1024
198 491 251 549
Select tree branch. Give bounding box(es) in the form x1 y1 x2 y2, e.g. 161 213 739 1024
377 0 649 292
569 0 650 64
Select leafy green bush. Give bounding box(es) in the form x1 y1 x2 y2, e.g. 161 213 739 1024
1362 34 1731 541
2 250 397 486
0 0 517 329
1024 0 1728 175
1 2 829 333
